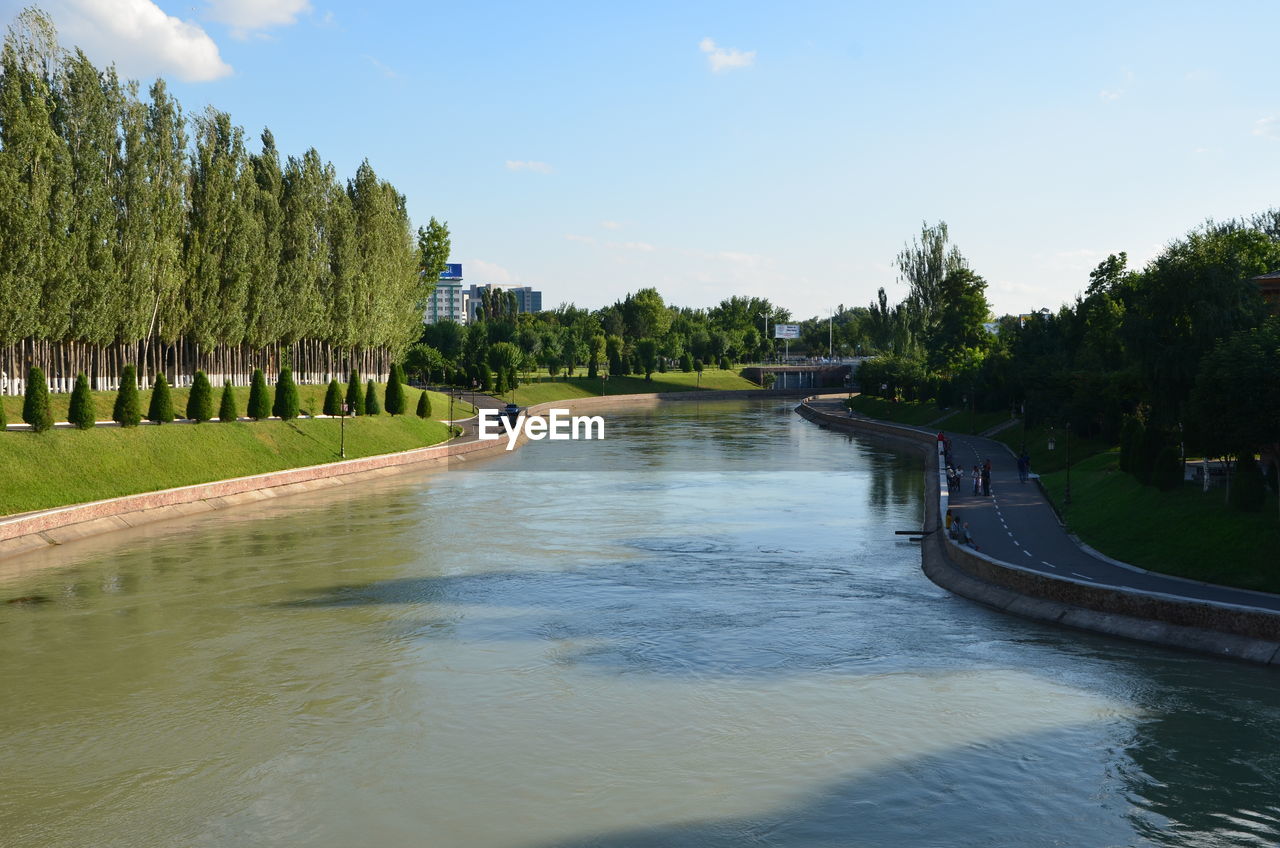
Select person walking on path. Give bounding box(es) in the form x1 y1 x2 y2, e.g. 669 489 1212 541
971 464 981 495
1017 450 1031 484
981 460 992 497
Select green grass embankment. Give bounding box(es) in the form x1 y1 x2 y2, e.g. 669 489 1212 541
1040 451 1280 594
503 370 759 406
846 395 1010 435
990 424 1111 475
2 385 473 425
0 414 456 516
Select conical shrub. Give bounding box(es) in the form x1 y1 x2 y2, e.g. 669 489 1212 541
416 390 432 419
113 365 142 427
323 379 343 415
247 369 271 420
218 380 238 422
346 369 364 416
147 373 174 424
22 367 52 432
385 364 406 415
68 372 95 429
186 370 214 422
364 379 381 415
273 367 300 421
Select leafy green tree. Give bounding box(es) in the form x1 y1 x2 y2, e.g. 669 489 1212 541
23 367 52 432
248 368 271 420
364 379 381 414
218 380 238 422
587 333 605 378
147 373 174 424
635 339 658 381
346 369 364 416
680 352 694 372
1229 455 1266 512
927 268 991 373
113 365 141 427
694 358 704 374
718 356 732 371
68 372 95 429
1151 446 1182 491
385 363 406 414
416 390 432 418
323 379 343 415
186 370 214 422
273 367 300 420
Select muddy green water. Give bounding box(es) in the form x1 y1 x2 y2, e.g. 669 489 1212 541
2 400 1279 847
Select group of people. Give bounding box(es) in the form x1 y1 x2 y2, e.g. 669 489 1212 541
944 508 977 549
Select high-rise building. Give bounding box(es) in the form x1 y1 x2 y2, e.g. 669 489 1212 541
424 264 467 324
464 283 543 322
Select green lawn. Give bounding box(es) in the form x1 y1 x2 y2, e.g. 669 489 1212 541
991 423 1111 475
2 384 472 425
1040 451 1280 593
846 395 1011 435
0 414 457 516
502 369 760 406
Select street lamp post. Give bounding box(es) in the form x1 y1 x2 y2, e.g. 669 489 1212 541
340 402 347 458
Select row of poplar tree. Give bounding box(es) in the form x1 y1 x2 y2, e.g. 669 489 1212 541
0 10 451 396
6 362 433 431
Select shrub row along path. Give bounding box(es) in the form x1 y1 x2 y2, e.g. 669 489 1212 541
812 398 1280 613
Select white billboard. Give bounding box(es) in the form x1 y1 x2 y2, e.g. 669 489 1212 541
774 323 800 339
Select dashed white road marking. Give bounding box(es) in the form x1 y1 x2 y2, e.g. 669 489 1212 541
1070 572 1095 581
1024 550 1032 557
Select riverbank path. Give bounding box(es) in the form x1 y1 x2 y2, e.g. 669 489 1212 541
807 398 1280 614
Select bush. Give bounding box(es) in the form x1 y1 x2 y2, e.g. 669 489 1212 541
719 356 731 371
147 373 174 424
680 352 694 373
1136 425 1166 486
218 380 238 422
385 364 406 415
1119 416 1143 474
22 366 52 432
186 370 214 422
416 390 432 419
113 365 142 427
364 379 381 414
1152 446 1182 491
323 379 343 415
479 363 493 392
248 369 271 420
346 369 364 416
1229 454 1266 512
273 367 300 420
694 358 704 374
68 372 95 429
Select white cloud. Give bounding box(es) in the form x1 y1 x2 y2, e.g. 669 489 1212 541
601 220 621 230
1252 116 1278 140
364 55 398 79
51 0 232 82
505 160 554 174
699 37 755 73
564 234 596 244
467 259 515 283
204 0 310 37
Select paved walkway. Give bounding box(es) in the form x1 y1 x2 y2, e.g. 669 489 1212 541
811 399 1280 614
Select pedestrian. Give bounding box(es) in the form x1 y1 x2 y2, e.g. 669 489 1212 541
982 466 991 497
945 508 954 532
1016 454 1026 484
1020 451 1031 483
972 464 981 495
962 522 978 549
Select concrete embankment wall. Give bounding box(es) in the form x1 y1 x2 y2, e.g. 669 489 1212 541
0 388 817 565
795 402 1280 665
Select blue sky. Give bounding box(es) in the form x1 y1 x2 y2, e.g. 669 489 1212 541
7 0 1280 318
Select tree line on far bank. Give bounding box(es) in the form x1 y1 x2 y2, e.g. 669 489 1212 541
847 214 1280 515
0 10 451 398
3 362 435 431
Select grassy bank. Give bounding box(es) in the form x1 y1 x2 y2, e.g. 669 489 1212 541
501 370 760 406
990 424 1111 475
2 385 472 425
0 414 456 516
1041 451 1280 593
846 395 1010 435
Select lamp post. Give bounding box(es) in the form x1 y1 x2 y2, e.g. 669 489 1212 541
339 402 347 458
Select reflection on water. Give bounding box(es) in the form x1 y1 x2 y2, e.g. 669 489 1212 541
1 400 1278 847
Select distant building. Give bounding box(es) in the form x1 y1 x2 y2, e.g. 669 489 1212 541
464 283 543 322
1252 271 1280 315
424 264 467 325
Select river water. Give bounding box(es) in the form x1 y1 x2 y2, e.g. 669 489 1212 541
2 400 1279 847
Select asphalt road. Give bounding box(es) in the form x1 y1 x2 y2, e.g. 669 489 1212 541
814 399 1280 613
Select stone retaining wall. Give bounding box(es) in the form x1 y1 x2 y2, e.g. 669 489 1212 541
796 400 1280 665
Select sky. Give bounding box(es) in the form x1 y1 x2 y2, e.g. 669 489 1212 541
4 0 1280 319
